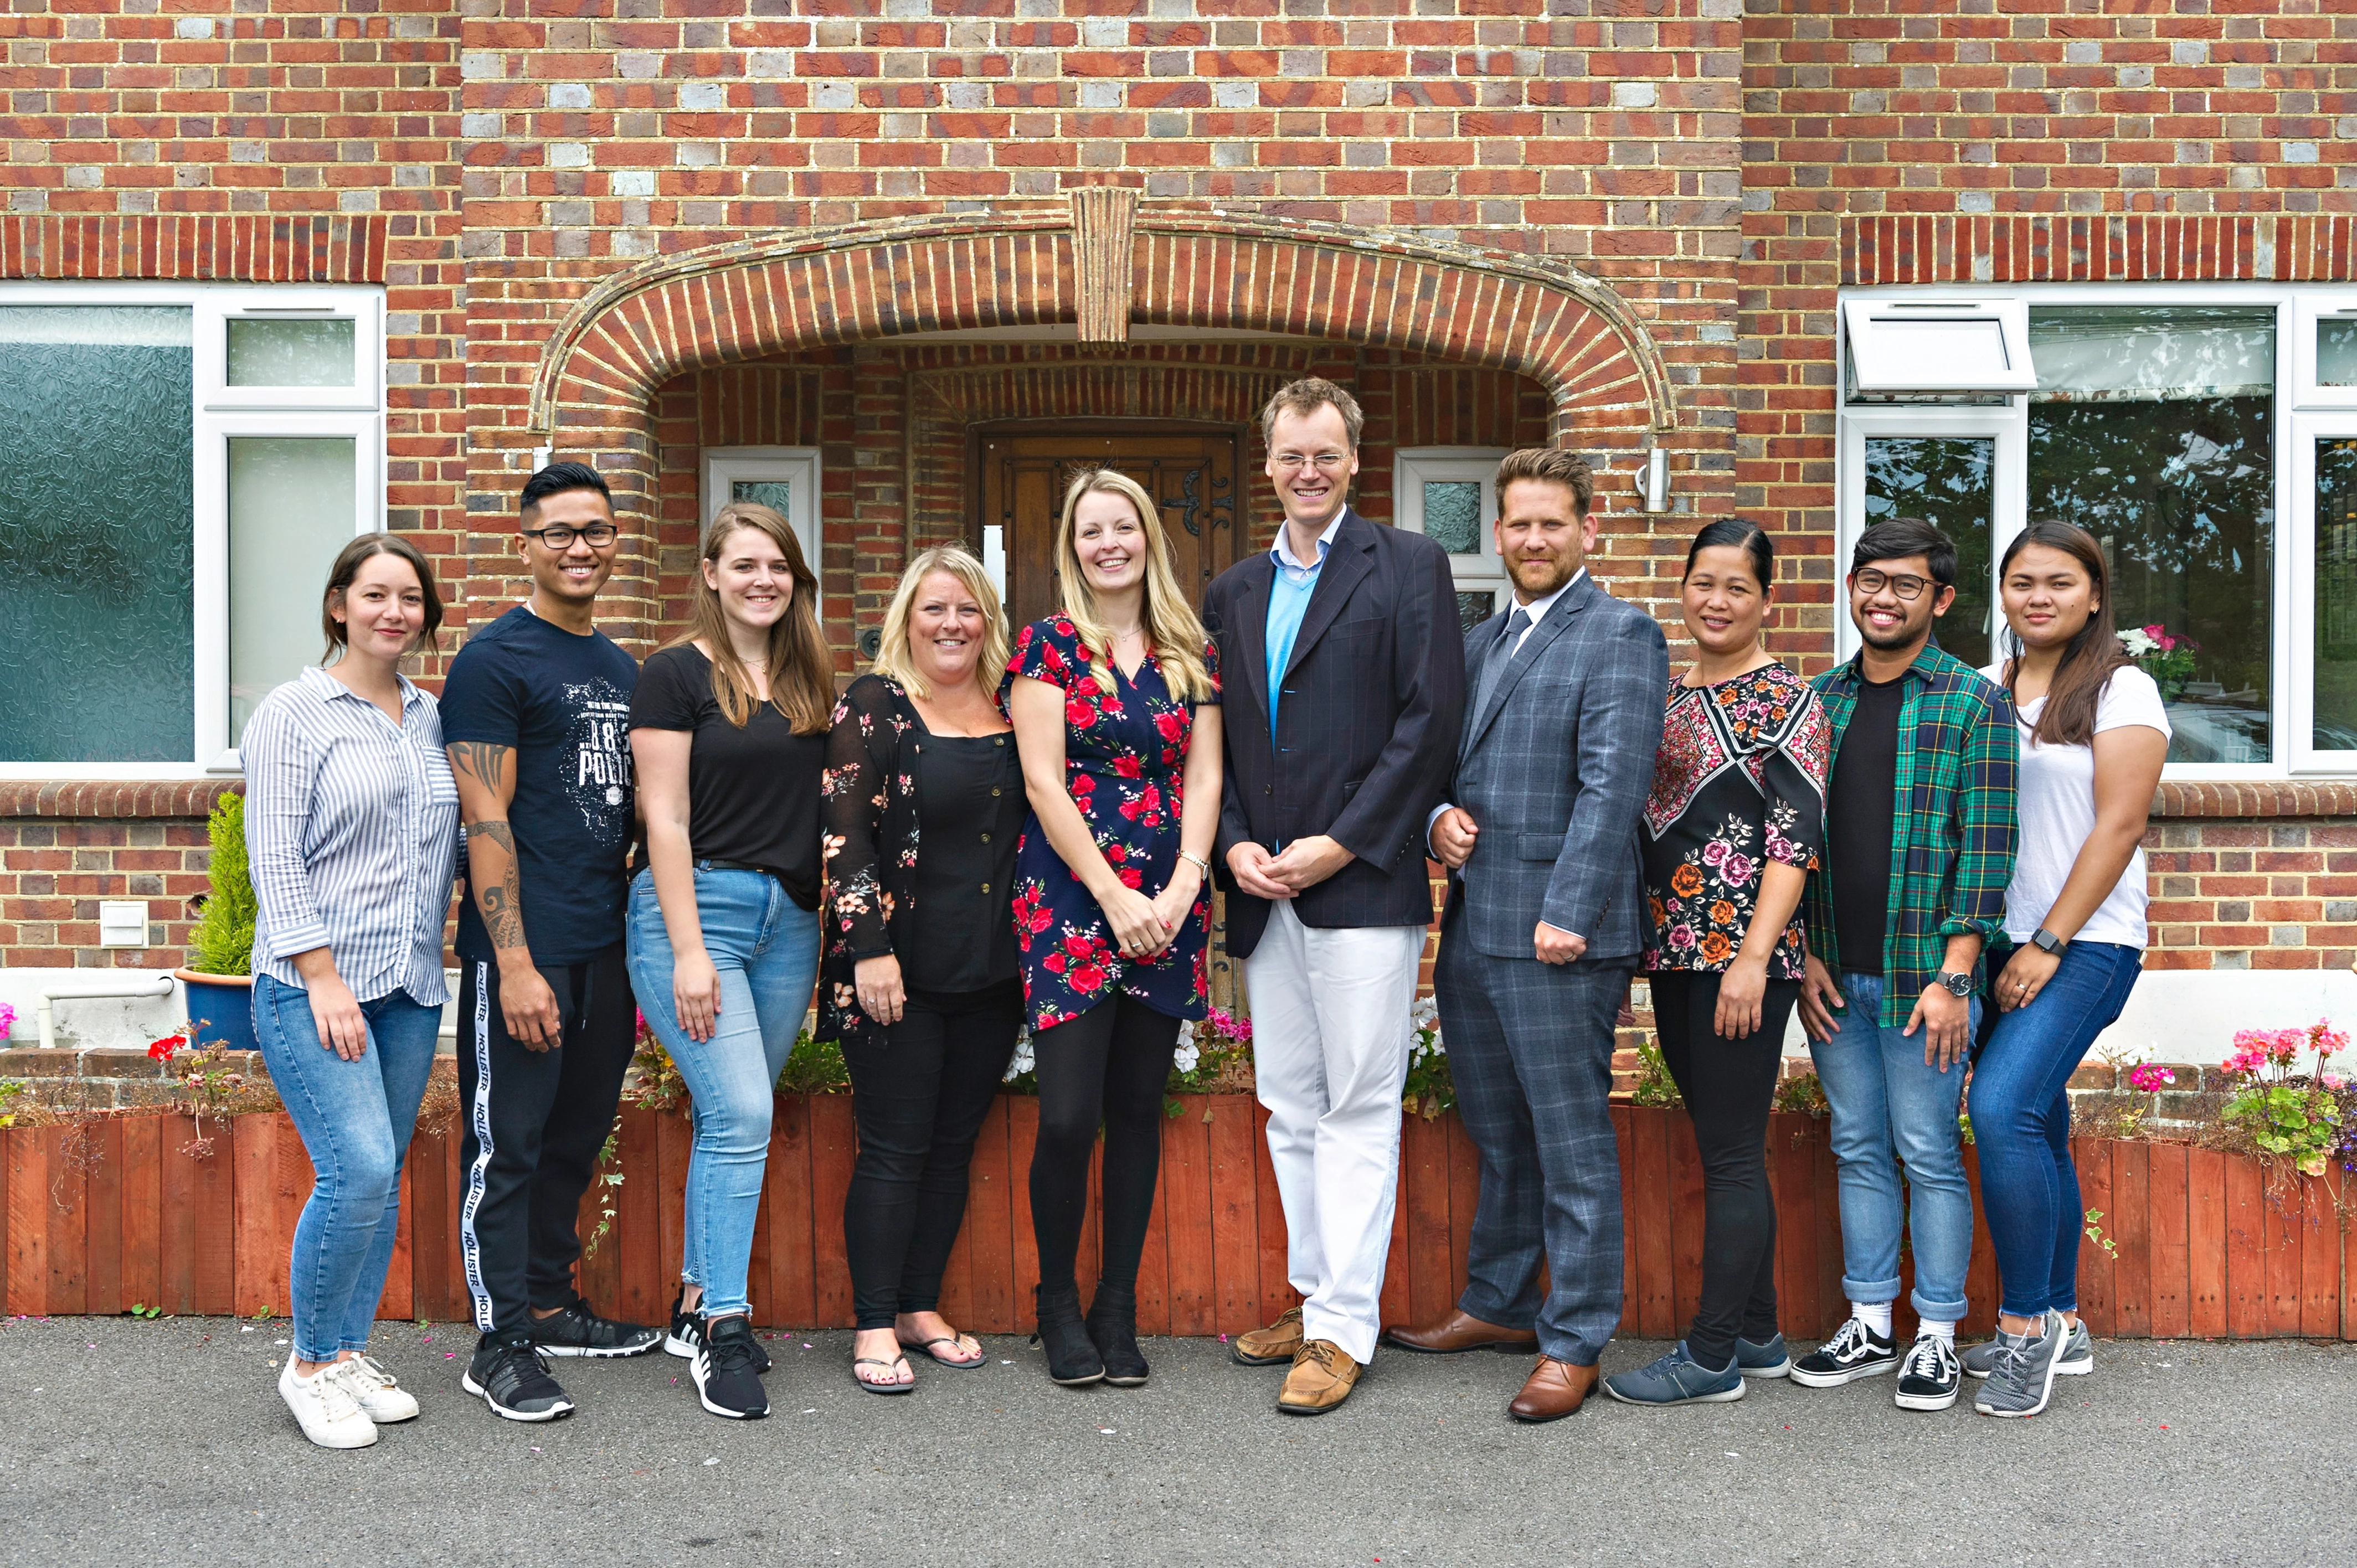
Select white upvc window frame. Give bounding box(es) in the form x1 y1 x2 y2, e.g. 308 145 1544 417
1837 280 2357 782
701 446 821 568
2289 411 2357 772
0 281 387 781
1842 297 2037 395
1393 446 1509 621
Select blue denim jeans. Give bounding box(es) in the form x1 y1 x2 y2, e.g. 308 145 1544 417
1809 971 1979 1321
253 973 443 1364
626 866 820 1318
1967 942 2142 1318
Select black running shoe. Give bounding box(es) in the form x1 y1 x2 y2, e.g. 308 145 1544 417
693 1314 770 1420
1788 1316 1898 1388
463 1335 575 1422
663 1288 770 1373
529 1297 662 1359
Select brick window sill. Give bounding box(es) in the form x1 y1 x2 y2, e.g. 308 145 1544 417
2152 783 2357 819
0 782 242 819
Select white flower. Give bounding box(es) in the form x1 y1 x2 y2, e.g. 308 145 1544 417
1003 1033 1036 1082
1173 1041 1200 1074
2119 628 2158 657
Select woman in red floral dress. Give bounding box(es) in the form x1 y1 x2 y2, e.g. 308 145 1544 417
1610 519 1829 1407
1003 468 1223 1390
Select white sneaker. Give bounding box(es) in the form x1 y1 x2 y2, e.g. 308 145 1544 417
328 1355 420 1423
279 1357 379 1449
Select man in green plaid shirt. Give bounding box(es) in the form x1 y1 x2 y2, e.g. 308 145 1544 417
1788 518 2018 1415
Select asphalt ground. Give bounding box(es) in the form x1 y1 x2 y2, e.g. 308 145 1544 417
1 1316 2348 1567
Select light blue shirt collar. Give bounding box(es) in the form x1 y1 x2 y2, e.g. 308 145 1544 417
1271 513 1345 580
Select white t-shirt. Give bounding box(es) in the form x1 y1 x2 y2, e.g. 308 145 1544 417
1978 662 2171 949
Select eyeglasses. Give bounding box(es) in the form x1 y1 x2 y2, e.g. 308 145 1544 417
523 523 619 549
1852 568 1934 601
1272 452 1350 473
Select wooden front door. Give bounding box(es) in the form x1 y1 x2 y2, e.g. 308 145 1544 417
975 425 1243 628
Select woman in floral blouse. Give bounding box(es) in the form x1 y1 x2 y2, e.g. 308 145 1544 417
1606 519 1830 1410
1003 468 1223 1390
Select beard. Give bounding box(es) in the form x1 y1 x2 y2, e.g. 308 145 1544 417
1856 610 1928 650
1509 551 1581 600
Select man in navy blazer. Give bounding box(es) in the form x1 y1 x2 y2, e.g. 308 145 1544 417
1387 446 1669 1423
1200 378 1466 1415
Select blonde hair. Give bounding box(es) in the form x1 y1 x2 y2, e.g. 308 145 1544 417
1056 468 1214 703
871 545 1011 700
665 501 833 734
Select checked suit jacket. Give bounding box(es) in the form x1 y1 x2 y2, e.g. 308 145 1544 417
1442 570 1670 963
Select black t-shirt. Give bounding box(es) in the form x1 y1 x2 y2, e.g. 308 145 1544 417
441 605 638 966
1828 672 1905 976
627 644 827 912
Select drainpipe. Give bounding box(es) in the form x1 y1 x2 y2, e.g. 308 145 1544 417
34 973 177 1052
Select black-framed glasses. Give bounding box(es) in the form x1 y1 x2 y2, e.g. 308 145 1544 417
1852 567 1933 601
523 523 619 549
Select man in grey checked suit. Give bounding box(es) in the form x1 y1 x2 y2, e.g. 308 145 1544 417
1385 446 1669 1422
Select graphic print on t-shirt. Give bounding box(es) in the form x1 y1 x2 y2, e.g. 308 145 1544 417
565 682 634 840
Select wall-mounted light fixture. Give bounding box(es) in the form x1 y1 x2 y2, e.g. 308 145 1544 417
1632 447 1671 514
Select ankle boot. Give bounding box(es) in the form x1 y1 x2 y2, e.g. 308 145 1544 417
1030 1283 1104 1386
1085 1283 1149 1386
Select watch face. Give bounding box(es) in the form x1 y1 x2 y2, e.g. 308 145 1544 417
1945 973 1974 997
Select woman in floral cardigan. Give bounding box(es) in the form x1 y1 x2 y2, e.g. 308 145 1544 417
820 546 1026 1395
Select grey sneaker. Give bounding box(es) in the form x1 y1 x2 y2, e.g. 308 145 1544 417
1735 1333 1792 1379
1965 1318 2091 1379
1604 1341 1747 1406
1973 1309 2067 1418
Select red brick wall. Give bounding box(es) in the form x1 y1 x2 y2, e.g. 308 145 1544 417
1740 0 2356 675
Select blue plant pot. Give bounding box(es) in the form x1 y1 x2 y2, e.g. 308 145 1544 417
175 969 258 1054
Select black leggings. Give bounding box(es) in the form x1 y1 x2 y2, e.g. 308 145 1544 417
1649 969 1801 1369
1028 993 1180 1300
840 981 1024 1330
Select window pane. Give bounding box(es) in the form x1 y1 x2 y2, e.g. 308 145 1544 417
2317 437 2357 750
0 306 194 762
1423 479 1483 555
225 317 355 387
1455 590 1497 633
2029 307 2274 764
730 478 791 515
2321 318 2357 388
230 437 357 745
1861 436 1995 670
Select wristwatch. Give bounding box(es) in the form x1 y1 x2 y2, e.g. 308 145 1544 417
2030 927 2067 955
1936 970 1975 998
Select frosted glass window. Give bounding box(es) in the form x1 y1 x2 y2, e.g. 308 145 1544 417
2321 319 2357 389
731 479 792 515
1423 480 1483 555
1456 591 1497 633
226 317 355 387
0 306 195 762
229 437 358 744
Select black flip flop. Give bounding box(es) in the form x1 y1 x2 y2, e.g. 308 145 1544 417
852 1354 914 1395
899 1333 987 1370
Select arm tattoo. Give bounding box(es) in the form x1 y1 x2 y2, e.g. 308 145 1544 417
461 813 528 951
464 819 516 856
448 741 511 793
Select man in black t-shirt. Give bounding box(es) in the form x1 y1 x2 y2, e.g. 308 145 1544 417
443 461 661 1423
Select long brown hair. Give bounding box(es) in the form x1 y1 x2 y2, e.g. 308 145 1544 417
1998 519 2133 748
667 501 833 734
321 532 444 662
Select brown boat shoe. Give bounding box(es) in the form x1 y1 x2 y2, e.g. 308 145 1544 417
1276 1339 1362 1416
1231 1306 1305 1367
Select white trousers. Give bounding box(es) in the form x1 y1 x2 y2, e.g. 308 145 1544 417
1245 901 1425 1364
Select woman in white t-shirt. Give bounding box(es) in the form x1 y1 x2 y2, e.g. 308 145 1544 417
1964 520 2169 1420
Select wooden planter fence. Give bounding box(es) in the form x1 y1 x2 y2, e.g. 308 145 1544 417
4 1098 2350 1343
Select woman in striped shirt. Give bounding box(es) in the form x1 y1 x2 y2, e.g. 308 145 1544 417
244 533 462 1450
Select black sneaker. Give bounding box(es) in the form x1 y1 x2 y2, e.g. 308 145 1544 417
1788 1316 1897 1388
664 1289 771 1373
463 1335 575 1422
1893 1332 1962 1411
529 1297 662 1359
693 1314 770 1420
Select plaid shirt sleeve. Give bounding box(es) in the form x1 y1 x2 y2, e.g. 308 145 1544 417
1938 682 2019 946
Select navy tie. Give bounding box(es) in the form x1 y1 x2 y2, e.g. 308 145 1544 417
1475 606 1531 719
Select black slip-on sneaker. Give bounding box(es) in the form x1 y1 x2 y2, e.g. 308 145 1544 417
463 1336 575 1422
693 1315 770 1420
529 1298 662 1359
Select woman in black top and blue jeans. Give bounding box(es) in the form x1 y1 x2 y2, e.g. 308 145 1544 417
821 546 1026 1394
626 499 835 1421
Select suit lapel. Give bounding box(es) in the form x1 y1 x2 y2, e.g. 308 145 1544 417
1464 574 1593 752
1228 552 1277 729
1280 508 1375 680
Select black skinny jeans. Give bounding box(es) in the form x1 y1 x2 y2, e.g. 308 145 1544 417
840 980 1023 1331
1649 969 1802 1369
1028 992 1180 1302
